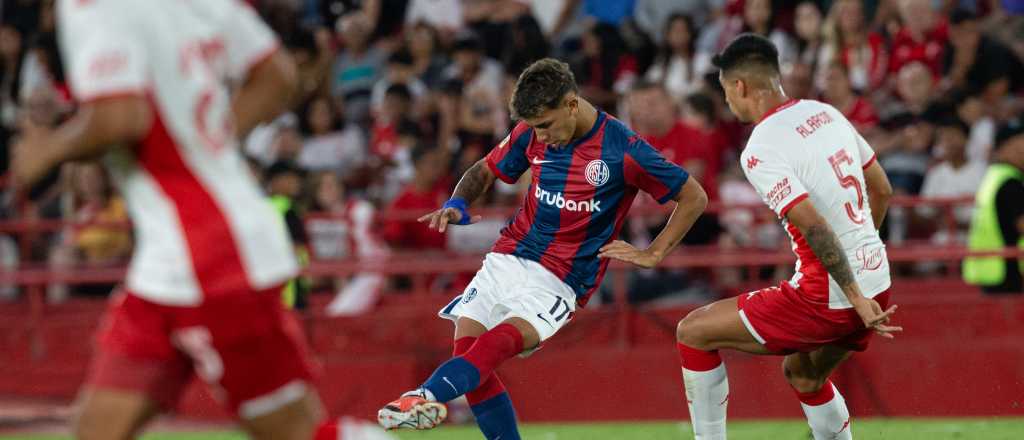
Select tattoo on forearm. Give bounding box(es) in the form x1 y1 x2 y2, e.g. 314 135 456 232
804 223 857 288
452 160 494 204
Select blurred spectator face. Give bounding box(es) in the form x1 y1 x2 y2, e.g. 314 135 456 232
414 147 447 185
898 0 935 35
824 64 852 101
902 121 934 152
270 171 303 198
337 12 371 49
407 23 437 58
627 86 675 134
581 27 601 57
314 172 344 209
795 2 822 42
0 25 21 60
388 60 415 83
949 16 980 48
383 91 412 122
74 163 109 203
744 0 772 31
453 48 482 76
665 16 693 54
896 62 932 107
782 62 813 100
307 97 337 135
957 94 983 123
274 126 303 160
937 125 968 162
836 0 864 37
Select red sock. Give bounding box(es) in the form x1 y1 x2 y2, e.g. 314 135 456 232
313 419 340 440
461 324 524 380
677 342 722 371
453 336 508 404
795 379 836 406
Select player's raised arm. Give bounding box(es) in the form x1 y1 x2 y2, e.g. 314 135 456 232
863 160 893 230
418 158 495 232
785 199 902 337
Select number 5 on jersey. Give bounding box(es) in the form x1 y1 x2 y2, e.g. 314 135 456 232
828 149 866 225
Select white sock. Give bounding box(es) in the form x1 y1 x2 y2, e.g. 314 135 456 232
800 383 852 440
682 363 729 440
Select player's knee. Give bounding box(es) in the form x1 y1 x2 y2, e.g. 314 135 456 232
676 311 710 349
782 364 826 393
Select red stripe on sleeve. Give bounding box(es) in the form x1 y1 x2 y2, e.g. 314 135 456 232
861 153 877 170
779 193 809 218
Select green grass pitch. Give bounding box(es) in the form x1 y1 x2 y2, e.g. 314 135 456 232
3 419 1024 440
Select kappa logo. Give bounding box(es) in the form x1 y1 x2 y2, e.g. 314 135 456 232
462 288 478 304
746 155 761 170
585 159 610 187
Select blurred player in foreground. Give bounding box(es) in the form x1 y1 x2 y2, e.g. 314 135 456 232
674 34 901 440
377 58 708 438
10 1 390 439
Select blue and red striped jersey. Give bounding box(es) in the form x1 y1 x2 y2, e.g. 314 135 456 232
485 111 689 306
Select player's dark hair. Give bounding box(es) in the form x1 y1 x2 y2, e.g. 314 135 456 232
510 58 578 120
712 33 781 78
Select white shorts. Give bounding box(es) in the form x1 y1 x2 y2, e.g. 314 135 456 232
439 253 576 349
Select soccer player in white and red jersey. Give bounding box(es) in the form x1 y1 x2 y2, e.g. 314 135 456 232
9 1 384 439
673 34 903 440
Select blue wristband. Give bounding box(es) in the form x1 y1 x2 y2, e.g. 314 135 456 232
442 197 472 225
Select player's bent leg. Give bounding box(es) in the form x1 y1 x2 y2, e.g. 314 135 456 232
676 296 771 354
784 346 854 440
241 390 322 440
72 387 160 440
675 297 771 440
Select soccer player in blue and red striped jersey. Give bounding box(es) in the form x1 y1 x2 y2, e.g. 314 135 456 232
377 58 709 438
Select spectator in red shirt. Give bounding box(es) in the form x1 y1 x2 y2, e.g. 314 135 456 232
823 62 880 134
626 81 725 201
889 0 948 78
382 143 450 251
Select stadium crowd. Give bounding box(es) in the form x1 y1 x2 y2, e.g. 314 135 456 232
0 0 1022 309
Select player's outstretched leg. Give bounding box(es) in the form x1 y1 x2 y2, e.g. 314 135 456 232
378 317 536 432
675 296 772 440
784 346 853 440
73 388 160 440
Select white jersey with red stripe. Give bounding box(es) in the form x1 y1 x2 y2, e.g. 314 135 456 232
57 0 297 306
741 99 891 309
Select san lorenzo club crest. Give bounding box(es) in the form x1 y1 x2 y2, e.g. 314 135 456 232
462 288 478 304
585 160 610 187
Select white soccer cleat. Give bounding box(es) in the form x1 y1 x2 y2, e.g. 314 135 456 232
377 390 448 430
